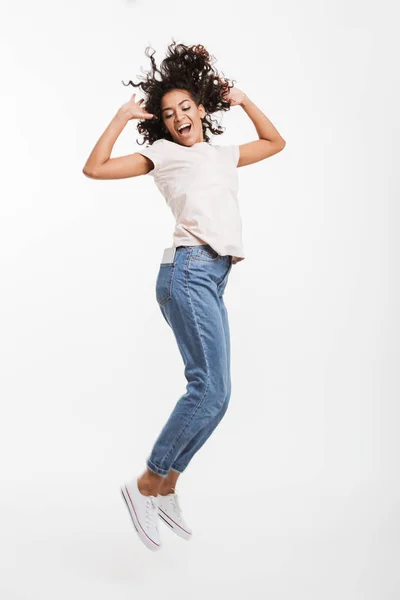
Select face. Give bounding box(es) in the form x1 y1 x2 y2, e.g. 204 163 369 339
161 89 206 146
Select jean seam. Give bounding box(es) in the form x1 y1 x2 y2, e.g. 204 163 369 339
218 260 232 297
158 251 211 469
172 395 229 471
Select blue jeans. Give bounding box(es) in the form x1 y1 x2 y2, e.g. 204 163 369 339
146 244 233 477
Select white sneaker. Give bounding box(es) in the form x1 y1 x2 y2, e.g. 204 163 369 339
157 491 192 541
120 478 161 551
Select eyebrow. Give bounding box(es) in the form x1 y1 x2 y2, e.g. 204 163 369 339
161 99 191 113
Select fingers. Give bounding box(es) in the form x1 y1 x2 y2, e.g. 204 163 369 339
128 92 156 119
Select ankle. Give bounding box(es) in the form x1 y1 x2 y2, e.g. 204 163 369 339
137 471 163 496
159 486 176 496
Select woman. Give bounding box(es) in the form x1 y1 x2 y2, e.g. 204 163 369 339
83 41 285 552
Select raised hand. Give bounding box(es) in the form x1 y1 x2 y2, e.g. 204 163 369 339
221 86 247 107
119 93 155 121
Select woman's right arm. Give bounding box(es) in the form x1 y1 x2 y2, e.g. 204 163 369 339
83 147 154 180
82 94 155 180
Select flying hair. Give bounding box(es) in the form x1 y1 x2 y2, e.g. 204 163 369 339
122 39 236 146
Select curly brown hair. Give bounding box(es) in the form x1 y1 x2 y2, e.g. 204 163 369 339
122 39 236 146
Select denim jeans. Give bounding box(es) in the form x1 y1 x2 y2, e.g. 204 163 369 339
146 244 233 477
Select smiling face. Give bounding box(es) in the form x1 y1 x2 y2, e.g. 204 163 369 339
161 89 206 146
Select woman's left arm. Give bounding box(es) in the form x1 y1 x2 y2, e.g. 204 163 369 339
224 87 286 167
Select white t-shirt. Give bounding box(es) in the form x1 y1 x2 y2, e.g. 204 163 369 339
136 138 245 264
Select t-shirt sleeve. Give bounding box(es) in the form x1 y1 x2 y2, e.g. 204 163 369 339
215 144 240 168
230 144 240 167
135 139 166 176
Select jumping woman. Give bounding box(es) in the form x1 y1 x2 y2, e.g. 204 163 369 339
82 41 286 552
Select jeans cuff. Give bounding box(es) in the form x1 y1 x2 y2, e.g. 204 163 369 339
170 465 184 473
146 459 169 477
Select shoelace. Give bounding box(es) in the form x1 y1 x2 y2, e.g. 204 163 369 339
145 495 158 529
168 492 182 521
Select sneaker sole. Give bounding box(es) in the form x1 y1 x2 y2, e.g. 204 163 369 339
157 507 192 541
120 485 161 551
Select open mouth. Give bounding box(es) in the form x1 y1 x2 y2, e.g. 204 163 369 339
177 124 192 137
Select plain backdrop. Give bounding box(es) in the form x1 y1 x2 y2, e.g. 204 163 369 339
0 0 398 598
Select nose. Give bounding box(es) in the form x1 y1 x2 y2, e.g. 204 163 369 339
175 112 188 125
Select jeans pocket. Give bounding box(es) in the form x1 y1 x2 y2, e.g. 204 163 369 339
196 246 219 261
156 263 175 306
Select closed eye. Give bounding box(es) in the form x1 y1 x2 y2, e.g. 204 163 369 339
165 107 190 119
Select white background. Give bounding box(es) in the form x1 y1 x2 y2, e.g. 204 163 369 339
1 0 398 598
